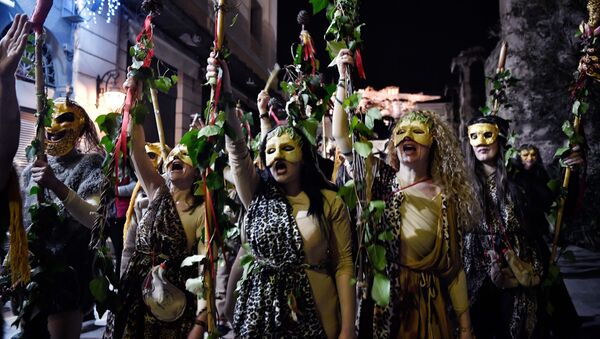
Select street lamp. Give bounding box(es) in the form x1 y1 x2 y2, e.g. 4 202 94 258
96 69 125 112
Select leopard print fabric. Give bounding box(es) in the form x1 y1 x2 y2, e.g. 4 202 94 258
105 184 197 339
234 180 326 338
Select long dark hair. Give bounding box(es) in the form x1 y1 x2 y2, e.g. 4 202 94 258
465 116 521 216
259 126 337 239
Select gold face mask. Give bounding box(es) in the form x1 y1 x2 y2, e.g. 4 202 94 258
45 99 86 157
393 115 433 147
520 149 538 164
166 144 194 169
265 129 303 168
145 142 167 170
467 123 499 147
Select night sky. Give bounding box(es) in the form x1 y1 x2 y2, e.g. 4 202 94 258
277 1 499 96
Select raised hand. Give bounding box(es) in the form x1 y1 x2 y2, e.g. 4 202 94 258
257 90 270 116
0 14 31 80
335 49 354 79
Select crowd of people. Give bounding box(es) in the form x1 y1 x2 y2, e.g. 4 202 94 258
0 12 588 339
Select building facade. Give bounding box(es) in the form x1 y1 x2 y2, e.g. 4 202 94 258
0 0 277 168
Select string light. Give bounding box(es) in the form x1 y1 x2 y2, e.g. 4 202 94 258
77 0 121 25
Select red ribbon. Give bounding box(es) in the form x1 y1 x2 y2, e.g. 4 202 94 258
114 15 155 190
355 48 366 80
303 39 316 75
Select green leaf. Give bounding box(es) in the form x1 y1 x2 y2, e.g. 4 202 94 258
367 244 387 271
365 107 382 129
378 230 394 241
131 104 149 124
337 179 356 209
325 40 348 61
371 272 390 306
353 141 373 158
571 100 580 115
554 145 570 158
171 74 178 84
29 186 39 196
206 171 224 191
343 93 361 110
198 125 222 138
547 179 560 192
562 121 575 138
89 277 108 303
298 118 319 146
562 250 576 262
309 0 329 14
368 200 385 222
154 76 173 93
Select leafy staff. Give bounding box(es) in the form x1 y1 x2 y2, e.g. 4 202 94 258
550 0 600 262
180 1 235 336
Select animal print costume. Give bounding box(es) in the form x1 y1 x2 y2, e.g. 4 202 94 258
234 179 326 338
105 183 197 339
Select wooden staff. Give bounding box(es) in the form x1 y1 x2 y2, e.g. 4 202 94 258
550 117 580 262
550 0 599 262
203 0 226 334
150 88 169 161
492 41 508 115
34 31 47 203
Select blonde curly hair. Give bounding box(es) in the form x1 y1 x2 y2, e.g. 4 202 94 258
387 110 480 231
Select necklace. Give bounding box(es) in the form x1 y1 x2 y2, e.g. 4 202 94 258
399 176 431 190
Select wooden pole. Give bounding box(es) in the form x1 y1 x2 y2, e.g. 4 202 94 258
34 31 47 203
550 115 581 262
150 88 169 162
492 41 508 115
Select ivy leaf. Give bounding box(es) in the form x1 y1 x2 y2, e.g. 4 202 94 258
154 76 173 93
371 272 390 307
337 179 356 209
326 40 348 61
100 135 115 153
29 186 39 196
378 230 394 241
368 200 386 223
343 93 361 110
298 118 319 146
131 104 149 124
547 179 560 192
554 145 570 158
562 121 575 139
206 171 224 191
89 277 108 303
353 141 373 158
367 244 387 271
199 125 222 138
309 0 329 14
365 107 382 129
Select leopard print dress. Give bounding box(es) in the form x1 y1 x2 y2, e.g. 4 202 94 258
234 180 326 338
105 184 197 339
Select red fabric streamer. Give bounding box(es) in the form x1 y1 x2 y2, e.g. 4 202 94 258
269 107 282 125
114 15 155 190
30 0 53 34
355 48 366 80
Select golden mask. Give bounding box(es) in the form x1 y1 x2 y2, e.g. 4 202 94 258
393 114 433 147
467 123 499 147
520 149 538 164
145 142 171 170
166 144 194 169
265 128 303 168
45 98 86 157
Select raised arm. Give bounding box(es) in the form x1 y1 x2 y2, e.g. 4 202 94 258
126 79 164 201
331 49 354 157
205 54 259 208
0 14 30 189
257 90 272 142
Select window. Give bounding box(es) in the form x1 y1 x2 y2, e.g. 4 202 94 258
250 0 262 43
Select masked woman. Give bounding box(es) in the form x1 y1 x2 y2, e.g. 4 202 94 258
464 116 584 339
18 96 104 338
212 56 356 338
105 74 205 338
332 50 477 339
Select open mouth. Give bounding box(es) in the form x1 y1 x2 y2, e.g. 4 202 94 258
402 143 417 155
273 161 287 175
170 159 184 171
46 130 66 142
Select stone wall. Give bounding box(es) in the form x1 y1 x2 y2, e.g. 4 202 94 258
486 0 600 248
